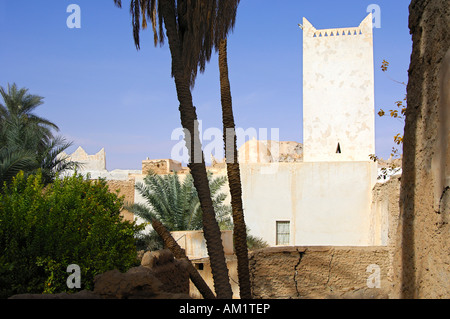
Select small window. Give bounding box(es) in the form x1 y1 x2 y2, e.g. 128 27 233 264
195 263 204 271
276 221 290 246
336 143 342 154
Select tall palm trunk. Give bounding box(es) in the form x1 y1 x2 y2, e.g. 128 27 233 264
218 38 252 299
150 218 216 299
160 0 233 299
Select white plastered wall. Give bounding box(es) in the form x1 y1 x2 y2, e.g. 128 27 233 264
240 162 378 246
302 14 375 162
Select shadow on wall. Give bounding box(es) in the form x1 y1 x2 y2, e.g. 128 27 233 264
396 0 450 299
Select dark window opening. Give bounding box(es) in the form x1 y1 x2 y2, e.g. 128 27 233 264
336 143 342 154
196 263 204 271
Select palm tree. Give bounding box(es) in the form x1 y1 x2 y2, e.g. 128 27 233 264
129 171 232 299
131 171 232 235
129 171 233 300
0 83 77 186
0 131 76 186
217 37 252 299
114 0 240 299
0 83 58 145
205 0 252 298
36 135 78 185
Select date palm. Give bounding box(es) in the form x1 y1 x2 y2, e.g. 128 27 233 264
0 147 36 187
131 171 232 233
217 37 251 299
197 0 252 299
114 0 242 298
0 84 77 186
0 83 58 146
130 172 232 299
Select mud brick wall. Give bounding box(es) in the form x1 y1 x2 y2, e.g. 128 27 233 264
106 179 135 222
249 246 393 299
394 0 450 299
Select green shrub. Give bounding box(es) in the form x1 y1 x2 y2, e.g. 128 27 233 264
0 171 143 298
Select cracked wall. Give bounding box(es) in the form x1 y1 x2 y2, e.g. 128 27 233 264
249 246 392 299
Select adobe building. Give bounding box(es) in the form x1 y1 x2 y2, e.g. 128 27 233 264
237 13 380 247
61 13 404 298
63 13 392 248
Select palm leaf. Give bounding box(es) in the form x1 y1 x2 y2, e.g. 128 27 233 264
0 83 75 185
0 147 36 186
133 171 232 232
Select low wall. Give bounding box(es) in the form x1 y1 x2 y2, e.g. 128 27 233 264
249 246 393 299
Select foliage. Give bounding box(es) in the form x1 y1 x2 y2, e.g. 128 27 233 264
113 0 240 88
129 171 232 251
135 228 164 251
0 171 143 298
246 231 269 251
130 171 267 252
370 60 406 179
377 60 407 148
0 83 78 186
0 83 58 141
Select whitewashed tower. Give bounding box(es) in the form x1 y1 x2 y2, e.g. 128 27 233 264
302 14 375 162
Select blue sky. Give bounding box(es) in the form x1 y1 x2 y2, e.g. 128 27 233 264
0 0 412 170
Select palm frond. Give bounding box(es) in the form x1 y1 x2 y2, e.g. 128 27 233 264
114 0 240 88
0 146 36 186
0 84 75 185
126 202 157 222
134 171 232 232
36 136 79 184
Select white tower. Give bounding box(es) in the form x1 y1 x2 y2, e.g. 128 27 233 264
302 14 375 162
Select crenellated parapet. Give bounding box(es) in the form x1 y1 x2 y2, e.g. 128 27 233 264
302 13 373 39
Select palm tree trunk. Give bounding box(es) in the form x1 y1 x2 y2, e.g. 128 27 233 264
151 218 216 299
159 0 233 299
218 38 252 299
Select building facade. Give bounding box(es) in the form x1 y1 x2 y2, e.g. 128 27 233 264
64 14 385 248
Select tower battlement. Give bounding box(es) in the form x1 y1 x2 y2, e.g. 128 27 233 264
303 13 373 38
310 27 363 37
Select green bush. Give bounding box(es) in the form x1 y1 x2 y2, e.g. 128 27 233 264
0 171 143 298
